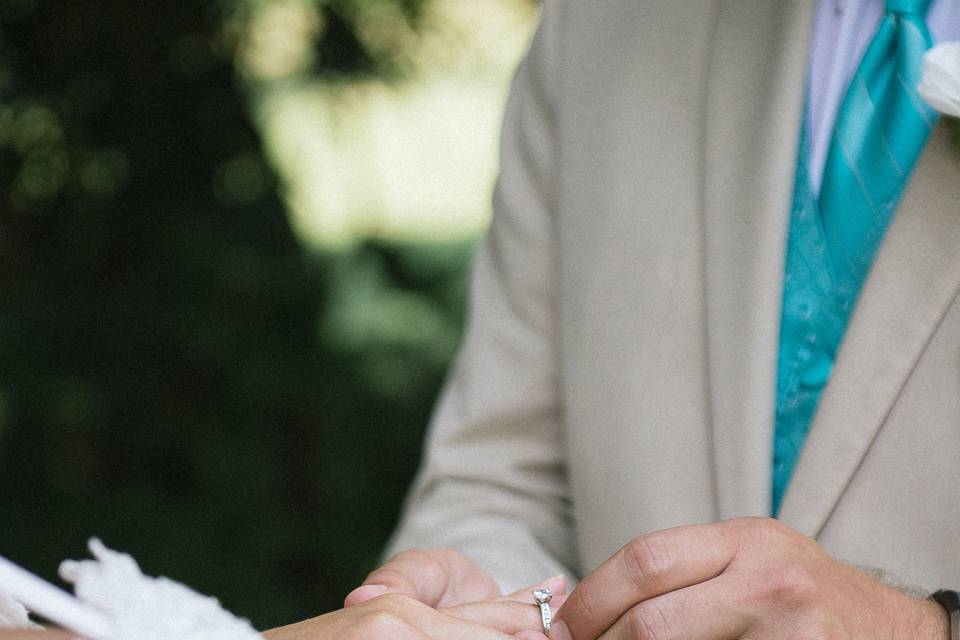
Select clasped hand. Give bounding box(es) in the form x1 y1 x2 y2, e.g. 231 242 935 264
269 571 562 640
349 518 950 640
5 519 948 639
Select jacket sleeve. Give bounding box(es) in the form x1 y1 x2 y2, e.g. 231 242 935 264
383 0 578 593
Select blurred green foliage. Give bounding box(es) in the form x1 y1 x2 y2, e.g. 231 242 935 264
0 0 479 629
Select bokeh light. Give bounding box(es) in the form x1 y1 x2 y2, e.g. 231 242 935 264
236 0 537 246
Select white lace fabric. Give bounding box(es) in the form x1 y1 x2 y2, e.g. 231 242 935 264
1 539 263 640
0 590 37 629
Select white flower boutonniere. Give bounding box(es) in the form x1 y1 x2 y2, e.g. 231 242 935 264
918 41 960 118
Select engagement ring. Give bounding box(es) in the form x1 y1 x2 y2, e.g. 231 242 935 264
533 588 552 634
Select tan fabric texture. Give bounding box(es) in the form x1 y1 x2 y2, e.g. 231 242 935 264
386 1 960 594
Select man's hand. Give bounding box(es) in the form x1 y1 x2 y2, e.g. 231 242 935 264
345 548 503 608
552 517 949 640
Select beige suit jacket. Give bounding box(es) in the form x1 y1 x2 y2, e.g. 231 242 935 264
387 1 960 593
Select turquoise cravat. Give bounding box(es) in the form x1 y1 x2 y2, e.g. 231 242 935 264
772 0 938 515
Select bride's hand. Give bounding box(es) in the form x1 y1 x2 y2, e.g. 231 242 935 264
0 578 565 640
263 578 566 640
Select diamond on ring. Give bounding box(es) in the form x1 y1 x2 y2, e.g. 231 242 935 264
533 588 552 633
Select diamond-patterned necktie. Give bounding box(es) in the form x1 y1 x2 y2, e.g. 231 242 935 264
772 0 938 515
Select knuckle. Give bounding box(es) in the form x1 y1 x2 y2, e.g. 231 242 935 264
753 516 786 534
622 535 673 591
756 562 819 608
416 554 447 584
732 517 817 557
626 602 670 640
736 516 789 539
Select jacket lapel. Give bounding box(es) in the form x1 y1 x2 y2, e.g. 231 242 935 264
702 0 816 520
778 123 960 536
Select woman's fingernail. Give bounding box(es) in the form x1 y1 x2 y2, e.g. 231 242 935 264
344 584 389 606
551 620 572 640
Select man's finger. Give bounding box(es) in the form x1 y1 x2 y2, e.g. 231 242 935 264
554 522 739 640
595 574 749 640
344 549 498 608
